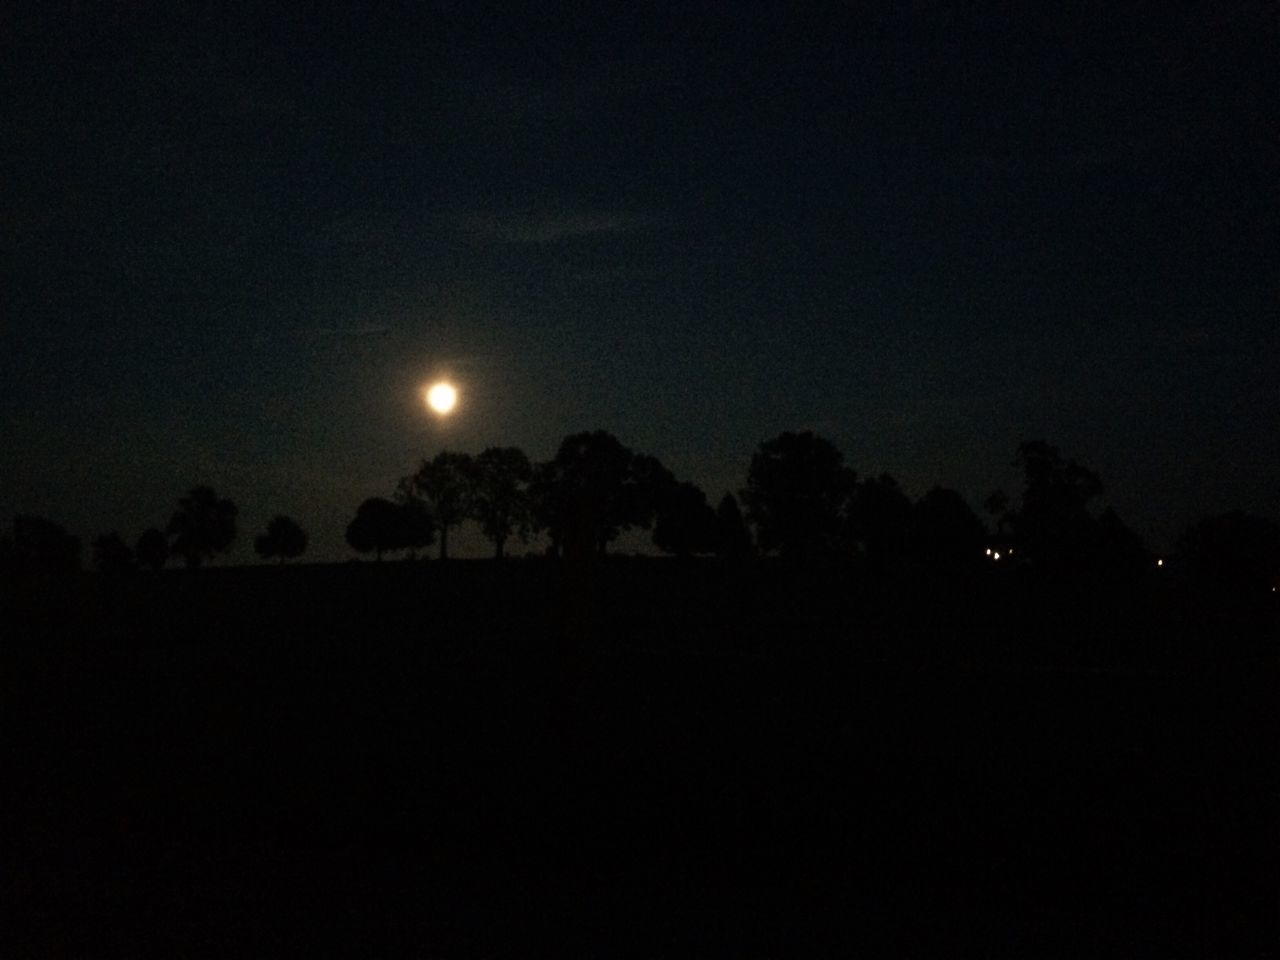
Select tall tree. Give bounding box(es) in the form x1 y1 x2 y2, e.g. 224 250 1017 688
652 481 719 557
254 515 308 564
1011 441 1103 568
135 528 169 571
533 431 673 557
5 515 82 577
848 473 914 570
715 492 754 560
740 431 855 558
470 446 533 559
407 451 475 560
909 487 986 569
167 487 238 569
92 532 136 575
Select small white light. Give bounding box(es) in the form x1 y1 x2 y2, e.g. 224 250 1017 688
1008 548 1014 556
985 548 992 556
993 552 1001 561
1156 558 1164 567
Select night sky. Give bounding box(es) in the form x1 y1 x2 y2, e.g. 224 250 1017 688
4 2 1276 561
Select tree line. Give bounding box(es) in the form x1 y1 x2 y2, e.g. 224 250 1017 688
2 430 1278 589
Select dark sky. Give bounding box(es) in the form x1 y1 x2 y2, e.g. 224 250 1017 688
4 1 1276 560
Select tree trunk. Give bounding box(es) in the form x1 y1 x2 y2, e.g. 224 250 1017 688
439 525 448 561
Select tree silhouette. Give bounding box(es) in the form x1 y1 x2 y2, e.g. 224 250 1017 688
470 446 533 559
254 515 308 564
740 431 855 558
909 487 986 569
1178 510 1280 591
1011 441 1103 569
652 481 719 557
92 532 136 575
849 473 914 570
5 515 82 577
135 528 169 571
715 492 754 560
167 487 238 569
984 490 1011 536
346 497 434 561
407 451 475 560
534 431 673 557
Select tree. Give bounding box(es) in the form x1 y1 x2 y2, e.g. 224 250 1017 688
909 487 986 569
652 481 719 557
1010 441 1103 568
5 515 82 577
848 473 914 570
1178 510 1280 591
470 446 533 559
167 487 238 569
740 431 855 558
346 497 434 561
254 515 308 564
407 451 475 560
93 532 136 575
984 490 1011 536
135 528 169 571
532 431 673 557
715 492 753 560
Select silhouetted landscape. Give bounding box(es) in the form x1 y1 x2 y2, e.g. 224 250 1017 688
3 432 1277 955
6 1 1276 954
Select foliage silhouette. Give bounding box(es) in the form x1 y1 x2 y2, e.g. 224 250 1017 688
1010 441 1103 569
135 528 169 571
741 431 855 558
849 473 913 570
92 532 136 575
4 515 82 577
534 431 672 557
470 447 533 559
167 487 238 569
652 481 719 557
346 497 434 561
407 451 475 560
254 515 309 564
984 490 1011 535
909 487 986 570
1178 510 1280 591
715 492 754 560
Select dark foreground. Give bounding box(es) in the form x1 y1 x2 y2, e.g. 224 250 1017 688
3 560 1276 956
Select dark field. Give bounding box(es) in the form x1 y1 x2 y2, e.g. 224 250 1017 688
4 560 1276 956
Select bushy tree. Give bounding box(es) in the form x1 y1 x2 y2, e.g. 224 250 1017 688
1178 510 1280 591
470 446 533 559
92 532 136 575
909 487 986 569
135 528 169 571
5 515 82 577
653 481 719 557
1009 441 1103 568
532 431 673 557
168 487 237 569
715 493 754 560
407 451 475 560
740 431 855 558
346 497 434 561
254 515 308 564
848 473 914 570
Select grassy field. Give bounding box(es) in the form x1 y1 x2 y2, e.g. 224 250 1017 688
3 559 1276 956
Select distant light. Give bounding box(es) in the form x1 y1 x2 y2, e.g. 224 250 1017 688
993 552 1001 561
425 382 457 415
985 548 992 556
1156 558 1164 567
1008 548 1014 556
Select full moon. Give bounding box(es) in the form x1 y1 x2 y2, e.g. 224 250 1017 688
425 382 457 415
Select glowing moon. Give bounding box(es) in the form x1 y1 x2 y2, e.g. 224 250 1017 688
425 382 457 415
